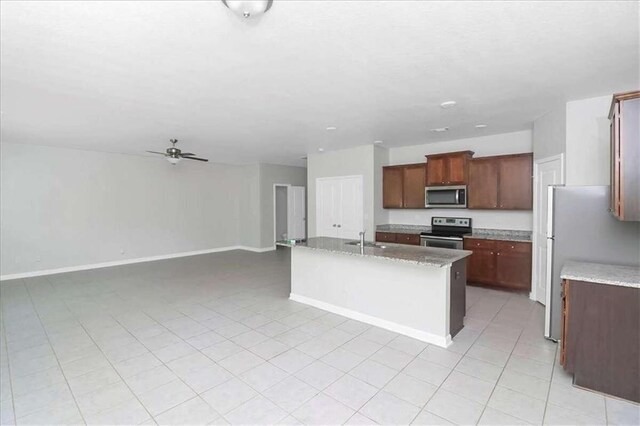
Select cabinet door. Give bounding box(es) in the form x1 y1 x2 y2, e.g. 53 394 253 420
403 164 427 208
447 155 467 185
498 154 533 209
495 250 532 290
468 159 499 209
337 176 364 239
466 248 496 284
611 104 621 217
383 167 404 208
426 157 447 185
395 233 421 245
375 232 397 243
463 239 496 283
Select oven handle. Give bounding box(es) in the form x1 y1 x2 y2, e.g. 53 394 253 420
420 235 464 241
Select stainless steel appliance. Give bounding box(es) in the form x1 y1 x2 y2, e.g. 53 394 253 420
544 185 640 340
420 217 472 250
425 185 467 208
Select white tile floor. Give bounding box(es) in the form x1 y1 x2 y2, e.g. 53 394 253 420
1 248 638 425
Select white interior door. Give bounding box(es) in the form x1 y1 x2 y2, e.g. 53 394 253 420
533 155 564 304
316 179 338 237
287 186 306 240
337 176 364 239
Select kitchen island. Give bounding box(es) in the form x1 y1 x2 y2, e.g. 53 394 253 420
279 237 472 347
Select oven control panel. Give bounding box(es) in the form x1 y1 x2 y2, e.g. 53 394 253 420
432 217 471 227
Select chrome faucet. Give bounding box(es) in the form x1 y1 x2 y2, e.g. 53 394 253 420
359 230 366 247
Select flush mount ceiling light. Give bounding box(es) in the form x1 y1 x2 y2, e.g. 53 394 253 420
318 148 325 152
326 126 337 131
221 0 273 18
373 140 384 145
430 127 450 133
475 124 488 128
440 101 457 109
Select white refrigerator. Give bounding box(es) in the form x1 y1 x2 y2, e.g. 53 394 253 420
545 185 640 340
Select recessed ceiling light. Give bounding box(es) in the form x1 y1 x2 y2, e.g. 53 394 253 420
326 126 337 131
430 127 450 133
373 140 384 145
475 124 488 128
440 101 457 109
318 148 325 152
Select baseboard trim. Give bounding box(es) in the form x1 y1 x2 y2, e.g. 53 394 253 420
289 293 451 348
238 246 276 253
0 245 276 281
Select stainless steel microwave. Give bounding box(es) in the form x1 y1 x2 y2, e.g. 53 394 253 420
425 185 467 208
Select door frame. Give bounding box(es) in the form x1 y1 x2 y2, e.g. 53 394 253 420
273 184 291 245
530 153 564 303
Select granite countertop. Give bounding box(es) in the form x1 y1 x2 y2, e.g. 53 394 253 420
561 260 640 289
376 224 531 242
376 224 431 234
464 229 532 242
277 237 471 268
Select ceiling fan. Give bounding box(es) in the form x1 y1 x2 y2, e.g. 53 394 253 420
147 139 209 164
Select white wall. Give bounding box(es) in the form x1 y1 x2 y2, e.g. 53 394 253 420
308 145 376 237
565 95 612 185
533 104 566 161
1 143 242 276
259 163 307 248
1 143 307 277
385 130 534 231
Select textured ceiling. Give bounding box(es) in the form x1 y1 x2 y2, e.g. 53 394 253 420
1 0 638 166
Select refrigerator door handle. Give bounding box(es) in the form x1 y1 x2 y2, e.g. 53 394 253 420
544 186 555 339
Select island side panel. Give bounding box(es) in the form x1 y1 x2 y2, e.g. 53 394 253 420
449 258 466 338
290 247 452 347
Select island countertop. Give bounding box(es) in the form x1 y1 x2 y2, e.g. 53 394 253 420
561 260 640 289
277 237 471 268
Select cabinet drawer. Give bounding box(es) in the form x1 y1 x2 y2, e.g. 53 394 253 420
376 232 397 243
497 241 531 254
396 233 421 245
464 238 496 250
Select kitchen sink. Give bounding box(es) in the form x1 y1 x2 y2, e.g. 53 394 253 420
345 241 386 249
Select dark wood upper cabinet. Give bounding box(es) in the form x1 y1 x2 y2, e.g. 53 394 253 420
382 163 426 209
402 164 427 208
383 166 404 208
609 91 640 221
468 153 532 210
498 154 533 210
425 151 474 186
468 158 499 209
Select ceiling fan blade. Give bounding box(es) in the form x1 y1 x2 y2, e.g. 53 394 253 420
146 151 167 155
182 156 209 162
180 152 195 156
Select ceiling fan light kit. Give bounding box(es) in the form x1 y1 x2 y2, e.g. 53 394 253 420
147 139 209 165
222 0 273 19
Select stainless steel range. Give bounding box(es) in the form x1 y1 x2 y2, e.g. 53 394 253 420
420 217 472 250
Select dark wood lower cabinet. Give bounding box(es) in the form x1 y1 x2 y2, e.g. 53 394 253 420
463 238 531 291
561 279 639 403
375 232 420 246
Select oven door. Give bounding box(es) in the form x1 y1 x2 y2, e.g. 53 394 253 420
420 235 463 250
425 186 467 208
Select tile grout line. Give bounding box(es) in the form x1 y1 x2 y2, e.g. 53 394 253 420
20 278 89 425
0 281 19 426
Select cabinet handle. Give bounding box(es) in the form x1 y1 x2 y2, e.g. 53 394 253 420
332 224 336 227
511 245 514 249
337 224 341 228
490 252 494 255
497 252 500 256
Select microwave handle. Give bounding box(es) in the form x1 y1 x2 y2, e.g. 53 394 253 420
455 190 459 205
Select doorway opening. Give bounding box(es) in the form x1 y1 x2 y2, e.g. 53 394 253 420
273 184 307 246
